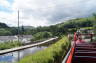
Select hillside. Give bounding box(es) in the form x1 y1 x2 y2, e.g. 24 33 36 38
0 13 96 36
0 22 9 28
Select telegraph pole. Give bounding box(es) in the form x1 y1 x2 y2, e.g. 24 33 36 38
18 10 20 42
18 10 20 61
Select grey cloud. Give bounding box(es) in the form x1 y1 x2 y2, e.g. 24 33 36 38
19 0 96 26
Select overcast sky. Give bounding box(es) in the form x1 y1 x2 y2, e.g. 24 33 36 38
0 0 96 27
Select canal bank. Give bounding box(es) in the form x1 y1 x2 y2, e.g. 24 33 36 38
0 37 58 63
0 46 47 63
18 36 70 63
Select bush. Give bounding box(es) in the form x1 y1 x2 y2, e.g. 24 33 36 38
19 36 70 63
31 31 53 41
0 28 12 36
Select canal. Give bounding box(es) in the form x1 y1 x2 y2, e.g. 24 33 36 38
0 38 58 63
0 46 47 63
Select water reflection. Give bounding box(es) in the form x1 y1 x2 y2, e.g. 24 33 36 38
0 46 47 63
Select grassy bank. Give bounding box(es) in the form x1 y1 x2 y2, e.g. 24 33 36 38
18 36 70 63
0 41 22 50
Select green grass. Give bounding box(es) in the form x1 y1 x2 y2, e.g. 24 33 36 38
0 41 22 50
68 27 93 31
80 27 93 29
18 36 70 63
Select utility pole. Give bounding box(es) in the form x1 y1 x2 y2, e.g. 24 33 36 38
18 10 20 42
18 10 20 61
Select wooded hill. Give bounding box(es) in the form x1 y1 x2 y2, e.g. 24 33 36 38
0 13 96 36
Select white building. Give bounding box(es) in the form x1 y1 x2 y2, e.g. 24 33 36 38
0 35 32 43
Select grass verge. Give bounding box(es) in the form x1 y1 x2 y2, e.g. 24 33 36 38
18 36 70 63
0 41 22 50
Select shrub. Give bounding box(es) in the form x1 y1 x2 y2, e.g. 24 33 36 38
31 31 53 41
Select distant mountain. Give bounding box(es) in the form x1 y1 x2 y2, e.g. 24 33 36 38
22 26 35 29
11 26 35 30
0 22 9 28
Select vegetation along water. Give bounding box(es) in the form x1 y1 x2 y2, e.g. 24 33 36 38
18 36 70 63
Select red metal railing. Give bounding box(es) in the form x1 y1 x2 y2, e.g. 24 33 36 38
62 33 96 63
62 41 76 63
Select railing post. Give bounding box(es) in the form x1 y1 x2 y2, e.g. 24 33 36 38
90 34 93 42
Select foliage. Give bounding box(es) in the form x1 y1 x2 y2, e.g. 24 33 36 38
0 22 9 28
27 17 94 36
31 31 53 41
0 41 22 50
0 28 12 36
19 36 70 63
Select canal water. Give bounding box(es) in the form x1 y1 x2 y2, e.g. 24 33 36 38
0 46 47 63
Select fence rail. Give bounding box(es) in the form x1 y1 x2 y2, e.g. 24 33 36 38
62 41 75 63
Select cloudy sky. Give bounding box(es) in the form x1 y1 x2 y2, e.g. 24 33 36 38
0 0 96 27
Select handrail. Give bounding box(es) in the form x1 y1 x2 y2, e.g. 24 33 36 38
77 33 96 42
62 46 72 63
78 33 96 36
62 41 75 63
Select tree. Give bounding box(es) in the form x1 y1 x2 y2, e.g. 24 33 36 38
31 32 53 41
0 22 9 28
21 25 25 35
